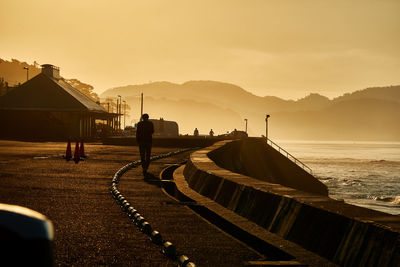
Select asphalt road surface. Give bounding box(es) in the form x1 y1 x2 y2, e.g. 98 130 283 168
0 140 262 266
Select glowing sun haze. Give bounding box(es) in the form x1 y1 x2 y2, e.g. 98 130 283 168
1 0 399 99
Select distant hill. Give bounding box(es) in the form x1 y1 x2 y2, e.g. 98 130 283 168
102 81 400 141
295 93 331 111
333 85 400 103
104 80 270 114
127 96 244 135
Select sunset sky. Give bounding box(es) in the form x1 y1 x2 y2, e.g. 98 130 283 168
1 0 399 99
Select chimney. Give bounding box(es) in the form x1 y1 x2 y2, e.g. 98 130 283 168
41 64 60 79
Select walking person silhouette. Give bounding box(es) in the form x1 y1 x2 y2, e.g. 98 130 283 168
136 113 154 177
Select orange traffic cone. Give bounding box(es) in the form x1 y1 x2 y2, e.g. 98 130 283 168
73 141 80 164
79 140 86 159
65 139 72 161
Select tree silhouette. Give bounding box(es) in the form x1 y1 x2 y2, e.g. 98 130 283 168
65 78 100 102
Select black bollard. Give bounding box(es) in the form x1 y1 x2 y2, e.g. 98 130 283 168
141 222 152 235
178 255 190 266
136 216 145 227
133 213 141 222
162 241 177 259
151 230 163 245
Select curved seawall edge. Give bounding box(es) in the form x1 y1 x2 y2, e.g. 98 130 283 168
183 140 400 267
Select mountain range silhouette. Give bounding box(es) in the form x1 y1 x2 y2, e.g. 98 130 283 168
101 81 400 141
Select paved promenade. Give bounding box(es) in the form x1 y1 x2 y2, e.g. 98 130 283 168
0 140 261 266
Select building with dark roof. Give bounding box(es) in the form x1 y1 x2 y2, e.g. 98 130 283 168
0 64 119 140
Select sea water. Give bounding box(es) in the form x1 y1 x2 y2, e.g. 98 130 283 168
277 141 400 215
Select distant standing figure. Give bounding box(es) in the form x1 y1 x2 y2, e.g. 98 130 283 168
136 113 154 176
194 128 199 136
209 129 214 137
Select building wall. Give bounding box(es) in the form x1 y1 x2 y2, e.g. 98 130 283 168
0 110 87 140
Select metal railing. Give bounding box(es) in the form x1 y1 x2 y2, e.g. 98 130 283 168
266 138 313 174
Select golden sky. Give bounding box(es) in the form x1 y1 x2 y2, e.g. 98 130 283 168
1 0 399 99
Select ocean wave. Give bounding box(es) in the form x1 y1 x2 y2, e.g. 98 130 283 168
366 174 380 179
338 178 363 186
368 160 400 164
309 159 400 165
369 195 400 205
393 196 400 205
317 176 334 181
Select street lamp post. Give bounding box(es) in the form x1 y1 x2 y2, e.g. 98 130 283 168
123 100 126 130
265 114 270 140
115 98 119 130
140 93 143 120
244 119 248 134
23 67 29 81
117 95 122 130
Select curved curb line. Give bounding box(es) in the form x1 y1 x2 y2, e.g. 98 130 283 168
109 148 197 267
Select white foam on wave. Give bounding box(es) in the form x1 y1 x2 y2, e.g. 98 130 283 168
288 141 400 214
391 196 400 205
370 195 400 205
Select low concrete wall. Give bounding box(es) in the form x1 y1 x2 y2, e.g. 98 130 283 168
102 136 224 148
208 138 328 196
183 140 400 267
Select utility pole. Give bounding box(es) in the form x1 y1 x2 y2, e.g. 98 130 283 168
140 93 143 120
244 119 248 134
265 114 270 140
23 67 29 81
123 100 126 130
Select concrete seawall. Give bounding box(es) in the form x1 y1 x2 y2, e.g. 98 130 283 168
208 138 328 196
183 139 400 266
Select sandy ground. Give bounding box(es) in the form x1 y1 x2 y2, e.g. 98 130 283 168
0 140 261 266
